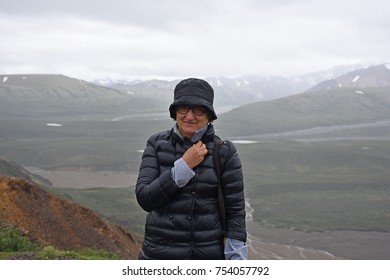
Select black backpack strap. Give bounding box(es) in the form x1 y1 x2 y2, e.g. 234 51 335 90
214 139 226 234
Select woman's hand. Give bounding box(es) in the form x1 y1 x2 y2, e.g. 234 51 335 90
182 141 208 169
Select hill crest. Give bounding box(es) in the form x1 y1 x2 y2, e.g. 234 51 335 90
0 74 143 119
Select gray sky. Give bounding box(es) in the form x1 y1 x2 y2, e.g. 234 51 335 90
1 0 389 81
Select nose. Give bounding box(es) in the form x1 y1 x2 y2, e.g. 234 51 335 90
184 109 196 119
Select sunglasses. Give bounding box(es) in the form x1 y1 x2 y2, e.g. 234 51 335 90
176 106 207 116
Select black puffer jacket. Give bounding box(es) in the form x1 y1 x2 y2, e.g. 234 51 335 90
135 124 246 259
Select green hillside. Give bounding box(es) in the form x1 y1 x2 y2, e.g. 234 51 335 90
0 156 52 187
0 74 163 119
218 87 390 137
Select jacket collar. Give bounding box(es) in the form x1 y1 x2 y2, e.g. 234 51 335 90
172 123 215 143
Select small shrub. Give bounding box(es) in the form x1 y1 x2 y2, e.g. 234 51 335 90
0 228 37 252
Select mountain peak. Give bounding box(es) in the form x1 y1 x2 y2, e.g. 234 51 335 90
307 64 390 92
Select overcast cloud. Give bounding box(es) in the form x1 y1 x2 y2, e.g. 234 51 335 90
1 0 389 81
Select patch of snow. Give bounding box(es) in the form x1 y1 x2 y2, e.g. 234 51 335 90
22 77 27 80
355 90 365 95
232 140 258 144
137 150 144 153
2 76 8 83
352 75 360 83
46 123 63 127
96 78 112 85
385 63 390 70
255 91 264 99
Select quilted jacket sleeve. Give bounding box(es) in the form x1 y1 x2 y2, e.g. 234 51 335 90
135 134 179 212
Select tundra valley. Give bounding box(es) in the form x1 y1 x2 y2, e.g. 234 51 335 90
1 64 390 259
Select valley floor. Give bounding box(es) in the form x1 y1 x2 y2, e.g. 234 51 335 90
26 167 136 189
27 167 390 260
246 216 390 260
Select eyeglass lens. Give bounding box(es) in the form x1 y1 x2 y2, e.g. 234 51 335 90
177 106 206 116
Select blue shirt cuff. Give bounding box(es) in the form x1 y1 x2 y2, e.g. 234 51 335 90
171 158 195 188
224 238 248 260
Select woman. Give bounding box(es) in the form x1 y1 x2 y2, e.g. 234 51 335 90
136 78 247 260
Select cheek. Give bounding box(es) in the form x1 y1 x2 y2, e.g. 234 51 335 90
200 118 209 126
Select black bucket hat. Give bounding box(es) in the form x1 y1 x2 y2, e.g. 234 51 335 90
169 78 217 120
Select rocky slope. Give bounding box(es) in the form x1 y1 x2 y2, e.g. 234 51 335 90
0 176 141 259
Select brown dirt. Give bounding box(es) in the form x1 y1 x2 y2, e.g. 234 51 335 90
0 176 141 259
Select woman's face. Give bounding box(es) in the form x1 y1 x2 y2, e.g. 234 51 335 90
176 105 209 139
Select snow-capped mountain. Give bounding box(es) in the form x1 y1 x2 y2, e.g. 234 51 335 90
307 64 390 92
91 64 366 109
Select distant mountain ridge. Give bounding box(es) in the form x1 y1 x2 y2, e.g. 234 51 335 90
0 63 386 120
308 64 390 92
0 74 161 119
208 64 390 137
96 64 366 108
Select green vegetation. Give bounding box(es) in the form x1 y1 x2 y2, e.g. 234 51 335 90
218 87 390 137
240 140 390 186
0 227 38 252
0 225 120 260
0 74 166 119
238 139 390 232
249 183 390 232
35 246 120 260
0 118 171 170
